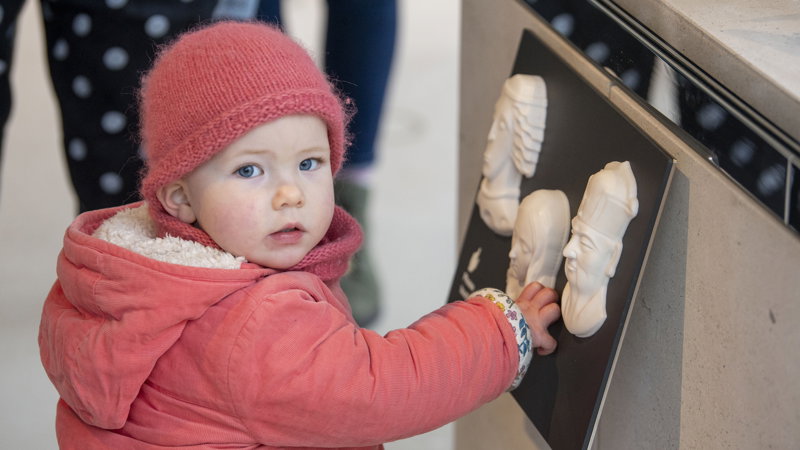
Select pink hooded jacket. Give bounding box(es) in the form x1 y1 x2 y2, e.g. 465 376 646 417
39 203 523 449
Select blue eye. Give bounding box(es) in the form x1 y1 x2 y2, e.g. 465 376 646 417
236 165 263 178
299 158 320 171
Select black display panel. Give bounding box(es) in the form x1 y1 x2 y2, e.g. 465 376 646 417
448 29 674 449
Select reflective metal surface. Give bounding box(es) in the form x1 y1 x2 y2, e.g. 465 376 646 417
521 0 800 231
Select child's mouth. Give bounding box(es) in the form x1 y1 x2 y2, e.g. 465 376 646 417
274 222 303 233
269 223 304 243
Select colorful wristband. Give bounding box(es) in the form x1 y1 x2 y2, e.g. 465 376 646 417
471 288 532 390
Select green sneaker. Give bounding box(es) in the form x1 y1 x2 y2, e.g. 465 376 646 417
335 180 381 327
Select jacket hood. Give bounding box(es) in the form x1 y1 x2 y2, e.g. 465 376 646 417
39 203 277 429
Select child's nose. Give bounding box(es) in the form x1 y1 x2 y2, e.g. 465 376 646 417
273 184 304 209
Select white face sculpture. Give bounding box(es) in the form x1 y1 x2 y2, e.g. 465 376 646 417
477 74 548 236
506 190 570 298
562 161 638 338
482 93 517 182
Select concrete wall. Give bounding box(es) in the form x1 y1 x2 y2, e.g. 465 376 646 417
455 1 800 448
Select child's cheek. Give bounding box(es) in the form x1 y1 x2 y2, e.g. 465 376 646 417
202 191 260 246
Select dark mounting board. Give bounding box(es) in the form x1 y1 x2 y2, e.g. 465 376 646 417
448 29 675 449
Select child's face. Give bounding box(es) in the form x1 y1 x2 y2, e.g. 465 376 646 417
176 115 334 269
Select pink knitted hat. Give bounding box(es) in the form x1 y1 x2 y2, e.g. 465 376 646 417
139 21 348 246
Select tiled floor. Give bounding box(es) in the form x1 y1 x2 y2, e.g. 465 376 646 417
0 1 460 448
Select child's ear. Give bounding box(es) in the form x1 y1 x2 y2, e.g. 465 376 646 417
156 181 196 224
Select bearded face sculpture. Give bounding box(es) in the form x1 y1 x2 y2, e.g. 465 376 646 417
562 161 638 338
477 74 547 236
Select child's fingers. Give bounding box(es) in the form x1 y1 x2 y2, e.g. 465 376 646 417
530 304 559 355
517 281 544 302
538 302 561 327
534 330 557 355
533 289 558 311
517 282 558 309
516 282 560 356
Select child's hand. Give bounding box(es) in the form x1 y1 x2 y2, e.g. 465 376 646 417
515 282 560 355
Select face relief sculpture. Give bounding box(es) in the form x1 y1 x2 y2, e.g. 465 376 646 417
506 190 570 299
477 74 547 236
562 161 638 338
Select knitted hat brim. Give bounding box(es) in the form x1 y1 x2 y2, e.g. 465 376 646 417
141 88 344 202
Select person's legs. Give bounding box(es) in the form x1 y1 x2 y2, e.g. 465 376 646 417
39 0 258 213
255 0 281 26
0 0 27 180
325 0 396 171
256 0 396 174
325 0 397 326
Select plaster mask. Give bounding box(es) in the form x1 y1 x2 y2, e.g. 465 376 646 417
506 189 570 299
477 74 548 236
562 161 638 338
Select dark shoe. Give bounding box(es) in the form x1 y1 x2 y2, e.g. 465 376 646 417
335 180 381 327
334 180 381 327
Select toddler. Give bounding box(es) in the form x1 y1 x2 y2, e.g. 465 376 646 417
39 22 560 449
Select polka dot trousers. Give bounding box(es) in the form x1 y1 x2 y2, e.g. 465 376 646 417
0 0 260 212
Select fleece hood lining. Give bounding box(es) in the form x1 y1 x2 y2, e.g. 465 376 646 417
92 204 245 269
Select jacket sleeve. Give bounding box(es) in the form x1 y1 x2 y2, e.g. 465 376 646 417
226 284 522 448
